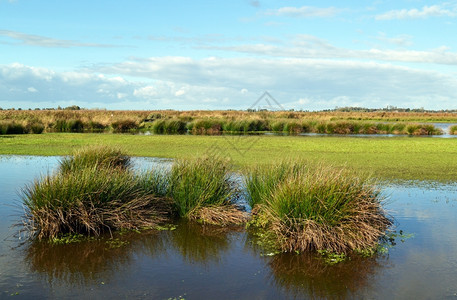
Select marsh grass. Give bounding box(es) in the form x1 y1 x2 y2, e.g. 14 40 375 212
150 119 187 134
22 146 172 240
53 119 85 133
0 121 27 134
450 125 457 135
168 156 246 225
59 145 132 173
22 167 173 240
169 156 232 216
244 161 308 208
405 124 443 135
246 161 392 254
188 119 224 134
111 119 138 133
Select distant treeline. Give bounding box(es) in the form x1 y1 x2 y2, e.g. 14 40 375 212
1 105 457 114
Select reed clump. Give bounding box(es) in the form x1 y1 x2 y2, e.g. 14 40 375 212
168 156 247 225
111 119 138 133
59 145 132 173
22 147 172 240
450 125 457 135
53 119 85 133
245 161 392 254
149 119 187 134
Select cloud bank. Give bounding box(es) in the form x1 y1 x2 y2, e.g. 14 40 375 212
2 56 457 111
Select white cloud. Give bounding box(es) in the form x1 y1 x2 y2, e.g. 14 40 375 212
0 29 125 48
2 56 457 111
175 89 186 96
265 6 340 18
197 35 457 65
134 86 158 98
376 32 413 47
376 5 457 20
90 56 457 110
27 87 37 93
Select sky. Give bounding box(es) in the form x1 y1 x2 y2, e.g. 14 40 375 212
1 0 457 111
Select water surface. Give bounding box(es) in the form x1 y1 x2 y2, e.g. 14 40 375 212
1 156 457 299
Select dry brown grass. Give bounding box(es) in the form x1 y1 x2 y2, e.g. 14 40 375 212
265 198 392 254
189 205 249 226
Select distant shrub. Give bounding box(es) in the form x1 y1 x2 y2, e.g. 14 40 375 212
405 124 442 135
87 121 106 132
28 122 45 134
270 121 286 132
111 119 138 133
283 121 304 133
190 119 223 134
0 122 26 134
450 125 457 135
53 119 84 133
150 119 187 134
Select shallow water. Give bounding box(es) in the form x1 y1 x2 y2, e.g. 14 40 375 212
1 156 457 299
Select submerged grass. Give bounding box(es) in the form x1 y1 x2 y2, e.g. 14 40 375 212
246 161 392 254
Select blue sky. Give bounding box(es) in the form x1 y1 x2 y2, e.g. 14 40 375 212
1 0 457 110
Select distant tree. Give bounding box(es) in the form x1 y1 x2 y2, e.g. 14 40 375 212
65 105 81 110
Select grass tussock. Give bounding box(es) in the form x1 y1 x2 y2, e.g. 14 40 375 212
168 156 237 224
22 147 172 240
111 119 138 133
449 125 457 135
59 145 131 173
22 146 249 241
246 161 392 254
22 167 172 240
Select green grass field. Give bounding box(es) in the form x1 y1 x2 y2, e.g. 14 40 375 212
1 133 456 182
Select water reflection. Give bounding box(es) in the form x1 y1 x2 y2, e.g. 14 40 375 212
24 218 391 299
266 253 389 299
24 230 167 286
169 220 240 265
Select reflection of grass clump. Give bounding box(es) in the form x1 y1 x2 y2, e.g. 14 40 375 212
245 161 392 254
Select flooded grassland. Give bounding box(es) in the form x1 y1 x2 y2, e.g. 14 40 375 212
1 156 457 299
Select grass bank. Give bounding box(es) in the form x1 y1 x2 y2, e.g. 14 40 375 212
2 133 457 182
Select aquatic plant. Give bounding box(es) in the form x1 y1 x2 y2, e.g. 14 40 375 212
59 145 131 173
168 156 246 225
151 119 187 134
246 161 392 254
27 122 45 134
450 125 457 135
53 119 85 133
22 146 172 240
405 124 443 135
188 118 224 134
244 161 307 208
0 121 27 134
22 167 172 240
111 119 138 133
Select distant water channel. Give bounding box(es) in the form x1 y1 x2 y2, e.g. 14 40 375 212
1 156 457 299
